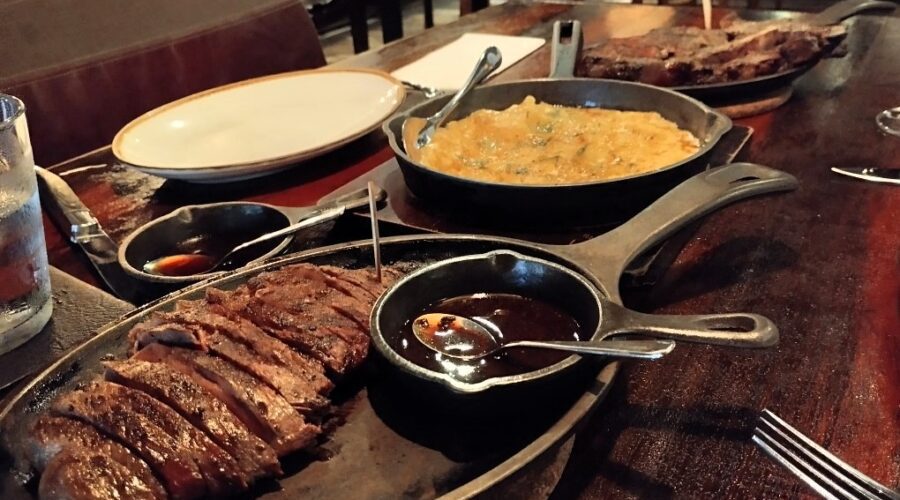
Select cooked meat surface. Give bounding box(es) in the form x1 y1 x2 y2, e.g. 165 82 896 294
26 415 165 500
52 386 208 499
38 448 167 500
183 300 334 395
134 343 320 456
577 17 846 86
28 263 401 499
104 359 282 480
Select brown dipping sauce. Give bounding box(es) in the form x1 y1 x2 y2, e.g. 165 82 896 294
390 293 583 383
144 227 282 276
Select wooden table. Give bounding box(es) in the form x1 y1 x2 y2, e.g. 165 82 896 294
38 2 900 498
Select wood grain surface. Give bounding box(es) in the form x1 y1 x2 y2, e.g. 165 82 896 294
36 2 899 498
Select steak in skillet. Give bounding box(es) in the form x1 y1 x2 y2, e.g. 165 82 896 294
26 415 166 499
133 343 320 456
38 447 166 500
576 17 847 86
104 359 282 480
127 309 330 413
52 385 208 499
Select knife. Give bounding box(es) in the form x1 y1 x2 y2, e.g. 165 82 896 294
35 167 150 304
830 167 900 185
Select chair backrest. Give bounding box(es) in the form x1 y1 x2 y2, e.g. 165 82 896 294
1 0 326 166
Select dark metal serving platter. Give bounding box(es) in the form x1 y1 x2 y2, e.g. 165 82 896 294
0 235 619 500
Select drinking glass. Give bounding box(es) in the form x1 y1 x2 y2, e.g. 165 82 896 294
876 106 900 136
0 94 52 354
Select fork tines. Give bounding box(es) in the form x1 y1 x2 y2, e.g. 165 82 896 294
753 409 900 500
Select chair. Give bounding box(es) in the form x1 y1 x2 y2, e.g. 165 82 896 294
0 0 326 166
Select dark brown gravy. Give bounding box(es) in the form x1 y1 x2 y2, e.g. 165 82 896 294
390 293 583 383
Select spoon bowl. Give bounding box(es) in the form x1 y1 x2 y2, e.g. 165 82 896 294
411 313 676 360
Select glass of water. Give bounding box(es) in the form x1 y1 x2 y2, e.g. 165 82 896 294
0 94 52 355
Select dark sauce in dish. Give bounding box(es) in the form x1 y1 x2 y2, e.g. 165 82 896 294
144 228 281 276
390 293 582 383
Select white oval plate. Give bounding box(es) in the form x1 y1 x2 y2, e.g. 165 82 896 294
112 69 405 183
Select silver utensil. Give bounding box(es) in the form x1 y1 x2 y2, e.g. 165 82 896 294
753 409 900 500
401 80 442 99
411 313 676 360
831 167 900 185
401 46 502 161
35 167 148 303
368 181 383 282
143 205 345 276
876 106 900 136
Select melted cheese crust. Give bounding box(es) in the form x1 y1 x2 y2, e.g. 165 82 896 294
418 96 701 185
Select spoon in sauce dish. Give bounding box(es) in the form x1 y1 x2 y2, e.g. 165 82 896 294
402 46 502 162
411 313 676 361
143 205 345 277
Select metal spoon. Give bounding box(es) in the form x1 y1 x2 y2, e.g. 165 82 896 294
401 46 502 162
143 205 345 276
411 313 676 361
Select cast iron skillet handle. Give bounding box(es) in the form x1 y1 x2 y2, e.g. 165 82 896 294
554 163 798 304
550 20 583 79
807 0 896 25
599 301 779 348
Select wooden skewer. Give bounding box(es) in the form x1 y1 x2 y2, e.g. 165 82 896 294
367 181 382 283
702 0 712 30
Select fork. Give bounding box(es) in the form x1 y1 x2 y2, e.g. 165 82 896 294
753 409 900 500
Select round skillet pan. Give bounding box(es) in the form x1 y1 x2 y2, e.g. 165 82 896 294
383 22 733 221
0 163 793 499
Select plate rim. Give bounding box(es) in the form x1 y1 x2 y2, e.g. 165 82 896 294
111 68 406 174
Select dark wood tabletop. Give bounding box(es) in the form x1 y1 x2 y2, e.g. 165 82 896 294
36 1 899 498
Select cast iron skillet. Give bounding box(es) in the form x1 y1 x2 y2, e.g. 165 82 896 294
370 163 796 395
584 0 898 102
383 22 733 220
0 163 794 498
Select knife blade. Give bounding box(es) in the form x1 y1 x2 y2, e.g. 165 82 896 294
35 167 149 304
831 167 900 185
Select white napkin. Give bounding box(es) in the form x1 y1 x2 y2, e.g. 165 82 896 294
391 33 545 91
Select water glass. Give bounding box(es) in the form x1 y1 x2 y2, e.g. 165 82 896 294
0 94 52 354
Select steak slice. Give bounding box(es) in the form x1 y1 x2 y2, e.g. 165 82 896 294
39 447 166 500
104 359 281 480
134 343 320 456
187 301 333 395
128 315 206 352
26 415 164 499
52 386 207 499
208 286 359 375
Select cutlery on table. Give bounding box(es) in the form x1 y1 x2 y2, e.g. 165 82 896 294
753 409 900 500
35 167 149 304
831 167 900 185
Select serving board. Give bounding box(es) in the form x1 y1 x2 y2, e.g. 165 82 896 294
0 236 619 500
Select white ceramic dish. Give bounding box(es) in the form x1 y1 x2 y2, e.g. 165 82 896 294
112 69 405 183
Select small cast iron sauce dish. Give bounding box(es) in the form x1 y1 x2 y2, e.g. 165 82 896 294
370 163 795 398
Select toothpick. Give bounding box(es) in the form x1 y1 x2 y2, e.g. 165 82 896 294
702 0 712 30
367 181 382 283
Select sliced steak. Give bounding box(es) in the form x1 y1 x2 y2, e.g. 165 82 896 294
189 301 333 395
52 386 207 499
104 359 281 480
26 415 162 497
39 447 167 500
208 285 359 375
134 344 320 456
128 315 206 352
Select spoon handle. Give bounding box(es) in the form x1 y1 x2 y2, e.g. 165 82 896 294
503 339 675 360
227 205 345 256
421 47 502 139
